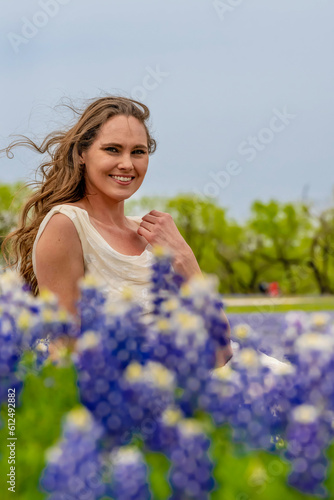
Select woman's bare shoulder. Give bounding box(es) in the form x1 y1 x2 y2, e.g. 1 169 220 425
36 213 82 254
35 212 84 287
35 212 85 312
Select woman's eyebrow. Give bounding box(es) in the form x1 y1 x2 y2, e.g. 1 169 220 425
101 142 123 148
101 142 148 150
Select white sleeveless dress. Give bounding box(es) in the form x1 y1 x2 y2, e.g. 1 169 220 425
32 204 157 316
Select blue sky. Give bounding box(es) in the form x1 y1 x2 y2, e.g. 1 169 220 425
0 0 333 220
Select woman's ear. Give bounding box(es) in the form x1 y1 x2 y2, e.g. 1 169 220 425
73 144 85 166
79 152 85 166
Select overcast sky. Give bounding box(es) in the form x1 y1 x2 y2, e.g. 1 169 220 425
0 0 333 220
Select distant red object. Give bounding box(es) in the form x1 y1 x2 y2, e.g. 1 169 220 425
268 282 280 297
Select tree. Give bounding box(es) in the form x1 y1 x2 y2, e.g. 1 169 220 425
307 207 334 294
247 201 313 294
165 195 245 294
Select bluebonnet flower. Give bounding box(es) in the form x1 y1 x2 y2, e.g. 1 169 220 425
34 338 51 368
260 359 296 441
281 311 309 364
208 348 295 452
213 311 334 493
229 313 287 359
0 310 23 403
108 447 152 500
40 407 106 500
1 270 77 348
229 322 258 351
77 275 107 334
143 409 215 499
103 295 150 370
202 364 243 428
286 405 330 497
309 312 333 331
149 246 185 315
210 349 277 450
0 270 74 403
0 271 29 402
283 312 334 365
168 419 215 500
74 329 131 448
5 253 334 498
122 361 175 441
75 316 175 449
292 332 334 409
147 306 215 416
178 274 229 349
143 406 183 454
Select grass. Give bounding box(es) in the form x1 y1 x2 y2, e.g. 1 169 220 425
226 303 334 313
225 296 334 313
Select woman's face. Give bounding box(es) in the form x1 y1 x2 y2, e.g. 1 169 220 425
80 115 149 203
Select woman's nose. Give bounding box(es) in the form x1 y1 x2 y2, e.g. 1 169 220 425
118 153 133 169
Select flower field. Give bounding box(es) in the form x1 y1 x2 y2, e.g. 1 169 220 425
1 248 334 499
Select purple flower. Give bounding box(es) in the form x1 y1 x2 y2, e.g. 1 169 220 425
40 407 106 500
286 405 331 496
168 420 215 500
109 447 152 500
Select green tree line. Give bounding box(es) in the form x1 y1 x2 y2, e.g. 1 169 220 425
1 183 333 295
125 193 334 296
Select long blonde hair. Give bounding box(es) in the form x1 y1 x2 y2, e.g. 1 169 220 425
1 96 157 295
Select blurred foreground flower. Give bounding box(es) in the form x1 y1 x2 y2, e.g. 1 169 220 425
3 254 334 497
40 407 106 500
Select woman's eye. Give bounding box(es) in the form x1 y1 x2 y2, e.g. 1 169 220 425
132 149 146 155
106 147 118 153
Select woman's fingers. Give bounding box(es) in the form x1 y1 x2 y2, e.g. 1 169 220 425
139 211 182 250
139 220 153 231
141 214 157 224
137 224 152 240
148 209 164 217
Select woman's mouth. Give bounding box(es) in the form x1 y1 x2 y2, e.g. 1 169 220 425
109 175 135 185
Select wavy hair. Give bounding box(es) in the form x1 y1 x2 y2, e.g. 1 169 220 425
1 96 157 295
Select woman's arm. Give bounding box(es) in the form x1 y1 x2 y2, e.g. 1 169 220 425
34 214 85 315
171 243 203 280
215 309 233 367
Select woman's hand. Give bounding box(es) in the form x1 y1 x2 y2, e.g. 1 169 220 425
137 210 202 280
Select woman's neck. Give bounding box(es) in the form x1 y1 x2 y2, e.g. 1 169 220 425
78 196 130 229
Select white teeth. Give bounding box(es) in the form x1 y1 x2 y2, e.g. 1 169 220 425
110 175 133 182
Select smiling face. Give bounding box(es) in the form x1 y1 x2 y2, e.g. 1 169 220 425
80 115 149 204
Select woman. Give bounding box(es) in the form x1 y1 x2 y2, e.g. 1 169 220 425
2 96 232 366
